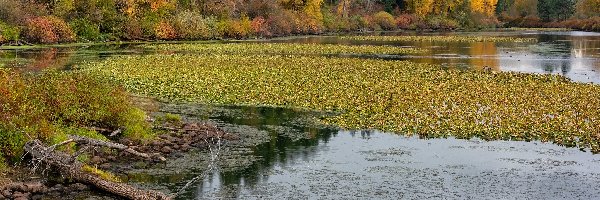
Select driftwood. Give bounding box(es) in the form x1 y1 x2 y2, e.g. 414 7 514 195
87 127 123 137
66 135 166 162
24 139 172 200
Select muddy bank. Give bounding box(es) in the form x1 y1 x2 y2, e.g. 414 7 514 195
0 118 240 200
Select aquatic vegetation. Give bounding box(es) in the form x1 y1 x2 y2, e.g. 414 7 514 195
142 43 425 55
341 35 537 43
82 53 600 152
504 27 572 32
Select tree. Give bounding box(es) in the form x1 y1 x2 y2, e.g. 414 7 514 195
538 0 574 21
574 0 600 18
470 0 498 16
495 0 514 15
406 0 434 18
336 0 351 18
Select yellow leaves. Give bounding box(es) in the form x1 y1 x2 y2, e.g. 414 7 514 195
470 0 498 16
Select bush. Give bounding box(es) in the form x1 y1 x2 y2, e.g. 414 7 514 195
251 16 270 37
0 69 152 163
23 16 75 44
46 16 76 42
396 14 416 29
360 15 380 31
372 11 396 30
154 20 177 40
0 21 19 43
426 16 459 30
69 19 100 41
469 12 499 29
222 16 253 39
171 11 213 39
123 18 143 40
23 17 57 43
140 12 161 38
267 10 295 36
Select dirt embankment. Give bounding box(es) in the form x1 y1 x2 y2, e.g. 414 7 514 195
0 121 238 200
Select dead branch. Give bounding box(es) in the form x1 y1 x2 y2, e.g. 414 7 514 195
24 140 171 200
66 135 166 162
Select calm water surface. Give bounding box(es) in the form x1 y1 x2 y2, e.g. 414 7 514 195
146 105 600 199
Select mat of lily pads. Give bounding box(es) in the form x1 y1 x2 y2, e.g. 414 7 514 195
81 48 600 153
142 43 425 55
340 35 537 43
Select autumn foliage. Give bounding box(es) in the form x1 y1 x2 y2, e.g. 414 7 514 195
23 16 75 44
0 0 598 43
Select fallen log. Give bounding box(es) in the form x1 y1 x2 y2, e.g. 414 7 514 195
66 135 166 162
24 140 172 200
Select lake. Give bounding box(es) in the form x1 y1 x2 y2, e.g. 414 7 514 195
2 30 600 199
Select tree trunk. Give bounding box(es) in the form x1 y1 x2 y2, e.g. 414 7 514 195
24 140 171 200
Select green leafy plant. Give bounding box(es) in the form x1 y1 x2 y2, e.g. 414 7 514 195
69 19 101 41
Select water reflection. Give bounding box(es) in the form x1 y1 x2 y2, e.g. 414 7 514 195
1 31 599 83
0 43 149 71
159 105 600 199
277 31 600 83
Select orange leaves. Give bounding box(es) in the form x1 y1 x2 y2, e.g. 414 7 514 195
23 16 75 44
251 16 270 37
154 20 177 40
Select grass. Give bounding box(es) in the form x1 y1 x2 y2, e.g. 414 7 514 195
340 35 537 43
82 165 122 183
142 42 426 55
81 51 600 153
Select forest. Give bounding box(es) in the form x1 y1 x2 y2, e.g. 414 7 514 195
0 0 598 44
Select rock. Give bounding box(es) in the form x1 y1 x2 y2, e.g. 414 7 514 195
180 144 191 151
99 163 111 170
151 141 161 146
160 146 173 154
172 144 180 150
107 156 117 161
14 197 27 200
12 191 23 198
2 190 11 197
69 183 89 191
182 123 198 130
31 194 43 200
7 182 26 191
24 182 45 193
50 184 64 192
91 156 103 164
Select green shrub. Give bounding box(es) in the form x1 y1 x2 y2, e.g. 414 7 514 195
121 108 153 141
0 21 20 43
140 13 161 38
372 11 396 30
171 11 214 39
0 151 6 171
69 19 101 41
156 113 183 125
0 69 152 163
